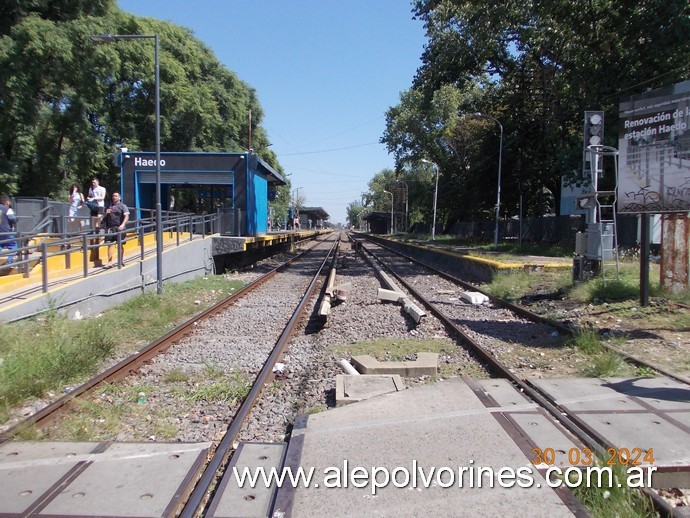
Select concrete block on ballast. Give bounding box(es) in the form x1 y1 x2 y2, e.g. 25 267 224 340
335 374 404 406
378 288 404 302
461 291 490 305
350 352 438 377
402 298 426 323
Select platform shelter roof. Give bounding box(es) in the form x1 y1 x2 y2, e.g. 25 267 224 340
299 206 329 220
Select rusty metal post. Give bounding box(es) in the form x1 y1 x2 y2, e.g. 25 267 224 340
660 213 689 294
640 214 650 307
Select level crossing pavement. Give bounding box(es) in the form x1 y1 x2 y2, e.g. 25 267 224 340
2 375 688 515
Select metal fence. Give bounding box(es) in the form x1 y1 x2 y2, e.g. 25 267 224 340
0 208 221 293
446 214 640 247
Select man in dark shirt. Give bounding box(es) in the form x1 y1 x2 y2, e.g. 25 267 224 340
0 195 17 264
102 192 129 268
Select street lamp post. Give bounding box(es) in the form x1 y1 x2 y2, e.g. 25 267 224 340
383 190 393 234
292 187 303 205
292 187 302 229
396 180 409 233
474 113 503 250
91 33 163 294
421 159 439 240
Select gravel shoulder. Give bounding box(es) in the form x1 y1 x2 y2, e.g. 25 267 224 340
521 292 690 377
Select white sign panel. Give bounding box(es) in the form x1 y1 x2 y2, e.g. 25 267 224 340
618 80 690 213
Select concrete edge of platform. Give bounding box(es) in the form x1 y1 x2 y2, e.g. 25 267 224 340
363 234 571 283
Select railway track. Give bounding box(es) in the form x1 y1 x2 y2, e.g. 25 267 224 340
2 231 688 516
355 234 690 387
1 233 340 515
352 233 689 516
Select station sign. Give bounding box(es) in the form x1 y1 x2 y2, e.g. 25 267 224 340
618 80 690 213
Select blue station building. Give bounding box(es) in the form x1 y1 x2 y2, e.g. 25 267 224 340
118 150 286 236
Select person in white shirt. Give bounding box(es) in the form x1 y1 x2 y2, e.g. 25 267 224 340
87 178 106 232
67 183 85 233
0 195 17 264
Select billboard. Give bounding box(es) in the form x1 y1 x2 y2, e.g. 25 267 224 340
618 80 690 213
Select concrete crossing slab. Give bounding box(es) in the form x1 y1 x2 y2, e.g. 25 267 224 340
276 378 574 517
207 442 286 518
0 441 100 515
473 379 582 469
335 374 404 406
531 377 690 487
0 441 210 517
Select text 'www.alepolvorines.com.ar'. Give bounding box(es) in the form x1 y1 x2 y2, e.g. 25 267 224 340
232 459 657 495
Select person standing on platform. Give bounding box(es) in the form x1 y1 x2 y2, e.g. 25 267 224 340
102 192 129 269
87 178 106 233
0 195 17 264
67 183 85 233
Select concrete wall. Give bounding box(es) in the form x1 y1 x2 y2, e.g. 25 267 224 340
0 237 215 323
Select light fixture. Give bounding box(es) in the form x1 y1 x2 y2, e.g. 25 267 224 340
421 159 439 240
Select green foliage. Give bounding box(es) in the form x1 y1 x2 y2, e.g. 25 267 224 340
636 366 656 378
346 200 364 228
568 461 656 518
181 371 251 404
335 338 455 362
590 279 640 302
56 397 127 441
0 5 280 197
571 278 640 304
162 368 189 383
382 0 690 226
0 317 115 409
567 328 628 377
484 270 533 300
105 276 243 343
483 267 572 304
269 183 293 227
584 350 625 377
568 327 603 355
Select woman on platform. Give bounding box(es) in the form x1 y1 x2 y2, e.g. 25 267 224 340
67 183 84 233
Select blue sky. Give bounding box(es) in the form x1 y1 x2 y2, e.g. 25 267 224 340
116 0 427 224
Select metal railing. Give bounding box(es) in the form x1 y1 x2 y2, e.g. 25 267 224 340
0 211 220 294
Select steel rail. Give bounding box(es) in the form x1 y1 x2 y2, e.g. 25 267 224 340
359 229 690 387
0 239 325 443
180 235 340 517
357 234 690 388
356 236 678 516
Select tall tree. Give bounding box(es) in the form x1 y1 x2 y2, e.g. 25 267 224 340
0 4 281 198
382 0 690 226
345 200 364 228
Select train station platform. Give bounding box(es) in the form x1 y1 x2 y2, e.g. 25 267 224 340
0 229 329 323
359 233 572 283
